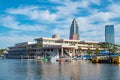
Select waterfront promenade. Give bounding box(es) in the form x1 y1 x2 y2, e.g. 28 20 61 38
0 59 120 80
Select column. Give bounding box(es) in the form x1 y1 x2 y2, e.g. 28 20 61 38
56 49 59 58
73 49 75 57
61 48 63 57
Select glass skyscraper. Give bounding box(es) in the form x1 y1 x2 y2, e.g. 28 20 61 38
105 25 114 44
69 18 79 40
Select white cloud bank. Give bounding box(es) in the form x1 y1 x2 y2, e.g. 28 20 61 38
0 35 35 48
6 6 57 23
0 15 47 31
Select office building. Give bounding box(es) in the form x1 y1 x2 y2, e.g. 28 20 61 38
105 25 114 44
69 18 79 40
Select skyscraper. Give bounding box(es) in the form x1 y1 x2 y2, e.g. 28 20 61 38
69 18 79 40
105 25 114 44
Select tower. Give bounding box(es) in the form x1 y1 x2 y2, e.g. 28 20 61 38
105 25 114 44
69 18 79 40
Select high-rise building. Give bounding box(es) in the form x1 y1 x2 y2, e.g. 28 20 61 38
69 18 79 40
105 25 114 44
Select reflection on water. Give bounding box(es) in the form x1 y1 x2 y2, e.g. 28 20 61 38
0 59 120 80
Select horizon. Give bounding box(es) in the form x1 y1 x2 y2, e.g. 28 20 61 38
0 0 120 48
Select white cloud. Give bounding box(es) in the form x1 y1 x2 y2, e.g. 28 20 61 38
49 0 102 20
54 1 90 19
6 6 57 23
89 12 113 22
5 0 102 23
115 23 120 36
52 26 69 38
49 0 101 5
49 0 70 4
0 15 47 31
0 15 19 29
0 35 35 48
76 11 115 42
75 5 120 43
90 0 101 5
108 3 120 18
32 10 56 21
5 1 120 38
6 6 38 15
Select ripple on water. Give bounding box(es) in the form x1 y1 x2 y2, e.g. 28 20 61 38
0 59 120 80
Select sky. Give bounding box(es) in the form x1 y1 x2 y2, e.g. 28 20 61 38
0 0 120 48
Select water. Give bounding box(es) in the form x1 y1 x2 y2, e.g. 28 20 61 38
0 59 120 80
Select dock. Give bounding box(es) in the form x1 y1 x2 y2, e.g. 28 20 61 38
92 56 120 64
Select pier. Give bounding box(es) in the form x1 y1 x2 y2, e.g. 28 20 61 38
92 56 120 64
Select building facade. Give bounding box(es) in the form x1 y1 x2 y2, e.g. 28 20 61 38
7 42 37 59
105 25 115 44
7 19 107 60
69 18 79 40
7 35 101 59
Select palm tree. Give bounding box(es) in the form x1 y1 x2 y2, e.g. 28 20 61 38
0 48 7 57
23 45 30 59
70 43 75 46
36 43 42 49
94 47 100 56
98 42 110 51
35 43 42 54
78 47 82 55
87 47 92 55
110 44 118 53
100 43 118 53
23 45 28 50
98 42 118 63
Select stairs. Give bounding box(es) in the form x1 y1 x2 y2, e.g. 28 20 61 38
63 50 71 58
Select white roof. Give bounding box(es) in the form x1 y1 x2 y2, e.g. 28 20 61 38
35 37 80 42
80 40 98 44
15 42 36 47
35 37 59 41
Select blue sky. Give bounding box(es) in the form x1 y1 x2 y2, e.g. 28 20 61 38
0 0 120 48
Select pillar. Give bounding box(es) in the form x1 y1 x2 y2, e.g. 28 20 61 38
73 49 75 57
61 48 63 57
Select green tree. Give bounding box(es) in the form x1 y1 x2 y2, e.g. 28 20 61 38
70 43 75 46
110 44 118 53
35 43 43 56
78 47 82 54
36 43 42 49
0 48 7 56
23 45 28 49
94 47 100 56
98 42 111 50
23 45 29 56
87 47 92 55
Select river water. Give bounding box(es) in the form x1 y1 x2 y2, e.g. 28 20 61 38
0 59 120 80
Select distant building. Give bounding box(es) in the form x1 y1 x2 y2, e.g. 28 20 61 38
69 18 79 40
105 25 114 44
